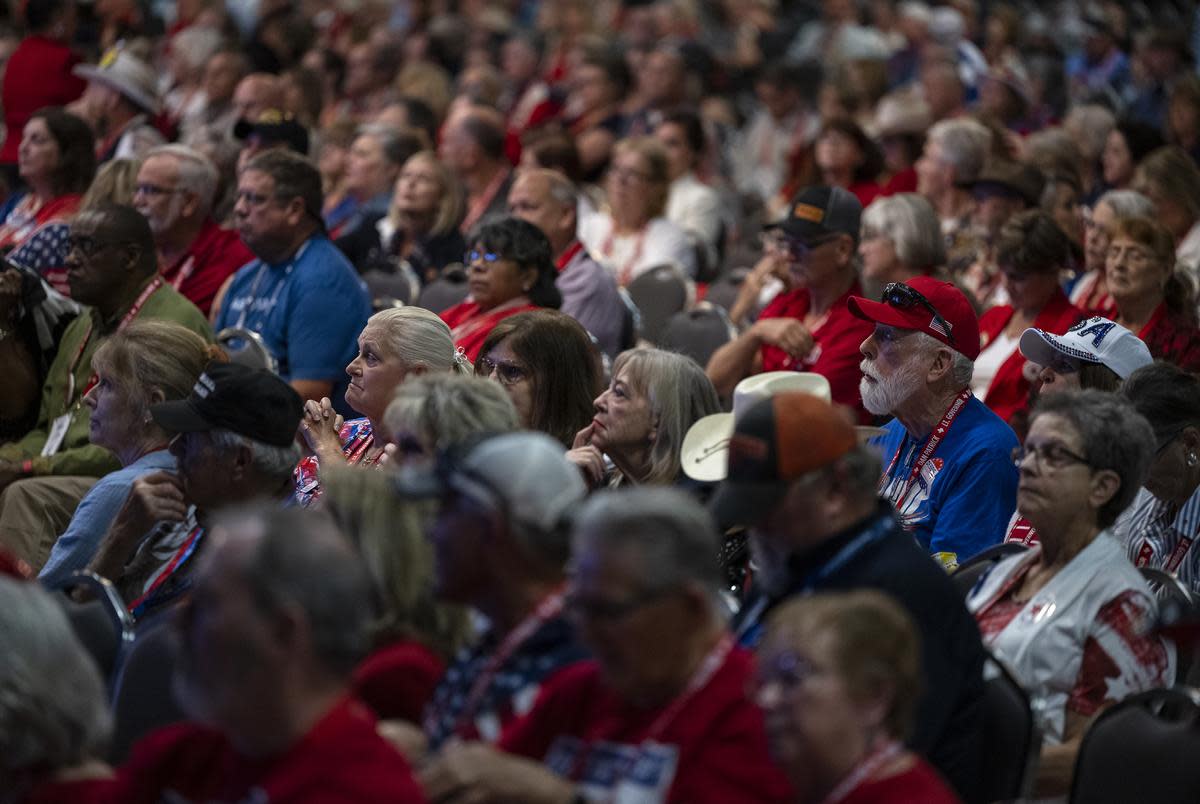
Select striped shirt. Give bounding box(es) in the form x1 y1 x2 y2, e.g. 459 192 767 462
1115 486 1200 595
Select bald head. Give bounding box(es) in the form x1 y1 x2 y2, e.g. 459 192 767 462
508 168 577 254
234 73 285 123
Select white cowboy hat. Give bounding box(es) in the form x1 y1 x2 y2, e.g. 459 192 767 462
73 47 161 115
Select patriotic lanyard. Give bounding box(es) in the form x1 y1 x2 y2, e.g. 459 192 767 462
455 589 565 733
128 522 204 617
1135 504 1196 573
881 389 972 510
820 739 903 804
64 276 163 406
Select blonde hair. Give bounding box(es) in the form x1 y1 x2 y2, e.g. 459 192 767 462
79 158 140 211
90 320 221 421
609 348 721 486
395 61 453 122
394 150 465 237
383 373 519 455
366 306 470 375
611 137 671 219
322 467 470 656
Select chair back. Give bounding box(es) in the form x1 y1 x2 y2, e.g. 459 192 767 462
363 263 420 310
415 264 469 313
1070 686 1200 803
626 264 689 345
659 303 738 368
979 653 1040 802
215 327 279 374
702 267 749 315
107 619 187 764
48 572 136 693
1141 567 1196 684
952 541 1030 597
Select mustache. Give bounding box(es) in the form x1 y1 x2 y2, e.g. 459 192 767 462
859 360 880 381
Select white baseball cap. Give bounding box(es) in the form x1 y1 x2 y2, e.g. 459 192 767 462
1019 316 1153 379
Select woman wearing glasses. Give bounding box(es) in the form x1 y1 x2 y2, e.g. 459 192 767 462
474 310 601 448
439 216 561 362
967 390 1173 796
1106 216 1200 372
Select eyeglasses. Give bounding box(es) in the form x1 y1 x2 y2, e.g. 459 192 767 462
563 587 674 621
759 231 839 261
747 651 829 703
1154 427 1186 457
133 182 184 199
1012 441 1091 470
1106 243 1154 268
477 355 528 386
881 282 957 346
465 249 501 265
66 235 132 258
235 189 275 207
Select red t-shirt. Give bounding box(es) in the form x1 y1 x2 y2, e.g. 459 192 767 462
352 639 445 724
111 697 426 803
840 757 962 804
758 282 874 420
163 218 254 316
0 37 86 164
499 646 794 804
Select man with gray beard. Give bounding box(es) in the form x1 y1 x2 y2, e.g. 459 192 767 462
848 277 1018 570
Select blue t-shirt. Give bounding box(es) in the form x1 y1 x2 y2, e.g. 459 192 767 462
871 394 1018 568
215 235 370 408
38 449 177 589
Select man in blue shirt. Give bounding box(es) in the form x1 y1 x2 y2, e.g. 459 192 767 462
847 277 1018 570
216 148 370 410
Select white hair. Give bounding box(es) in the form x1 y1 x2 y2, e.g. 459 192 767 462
861 194 946 271
209 429 302 481
927 118 993 183
1095 189 1155 220
144 144 220 213
366 307 469 375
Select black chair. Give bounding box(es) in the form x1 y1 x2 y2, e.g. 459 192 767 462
979 653 1040 802
1141 567 1197 684
701 267 750 316
49 571 136 692
415 264 469 313
626 264 689 345
363 263 420 310
951 541 1030 597
107 618 187 764
1070 686 1200 803
215 327 279 374
616 287 641 353
658 302 737 368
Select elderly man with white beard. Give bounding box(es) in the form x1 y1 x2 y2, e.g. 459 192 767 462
848 277 1019 570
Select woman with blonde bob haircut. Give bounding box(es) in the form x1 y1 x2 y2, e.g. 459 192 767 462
858 193 947 295
568 347 721 488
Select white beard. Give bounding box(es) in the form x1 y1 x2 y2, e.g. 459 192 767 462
859 358 925 417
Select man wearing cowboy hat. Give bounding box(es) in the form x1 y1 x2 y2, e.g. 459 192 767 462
72 46 165 162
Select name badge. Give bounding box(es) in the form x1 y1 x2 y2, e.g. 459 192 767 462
41 413 72 457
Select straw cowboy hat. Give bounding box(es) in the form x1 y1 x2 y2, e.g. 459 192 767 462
73 47 161 115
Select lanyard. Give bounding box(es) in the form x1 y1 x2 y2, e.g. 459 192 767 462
235 240 310 331
881 388 972 511
64 276 163 406
167 254 196 291
602 227 647 287
461 169 510 234
1135 528 1194 574
820 739 903 804
555 240 584 273
128 522 204 617
455 589 565 734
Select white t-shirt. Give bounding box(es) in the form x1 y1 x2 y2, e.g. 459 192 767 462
970 328 1020 398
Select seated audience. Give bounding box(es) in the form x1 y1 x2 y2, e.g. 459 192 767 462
231 108 310 174
707 187 873 416
110 506 426 802
850 277 1019 567
757 590 961 804
382 373 521 467
973 211 1084 427
1133 145 1200 283
959 160 1046 309
82 362 301 616
295 307 469 507
475 309 601 448
419 487 794 804
562 45 630 181
214 148 372 407
329 124 422 245
1107 216 1200 371
73 48 165 162
814 117 884 208
1117 363 1200 595
440 216 562 362
133 144 253 316
38 321 215 585
914 118 992 270
394 432 590 749
569 347 721 489
1101 120 1164 193
655 110 722 270
578 136 698 284
439 106 514 234
1073 189 1154 317
858 193 947 298
712 391 985 801
1021 316 1153 397
0 205 211 568
0 574 115 802
968 390 1174 796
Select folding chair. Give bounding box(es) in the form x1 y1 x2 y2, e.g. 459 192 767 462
659 302 738 368
626 264 690 345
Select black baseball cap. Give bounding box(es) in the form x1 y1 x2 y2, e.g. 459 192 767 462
233 109 310 155
764 185 863 245
150 361 303 447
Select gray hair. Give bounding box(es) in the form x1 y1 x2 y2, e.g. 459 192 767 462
145 144 220 213
913 331 974 387
0 577 112 782
1096 189 1155 220
356 123 425 170
927 118 992 183
1063 104 1116 163
572 487 724 606
383 373 519 455
861 194 945 271
219 506 374 676
171 26 225 73
209 428 302 482
366 307 468 375
1029 390 1154 529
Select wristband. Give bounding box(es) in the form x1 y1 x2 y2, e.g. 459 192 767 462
20 459 33 476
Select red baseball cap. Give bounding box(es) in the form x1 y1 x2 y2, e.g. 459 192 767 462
847 277 981 360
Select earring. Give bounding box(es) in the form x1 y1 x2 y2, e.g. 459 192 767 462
1189 453 1198 468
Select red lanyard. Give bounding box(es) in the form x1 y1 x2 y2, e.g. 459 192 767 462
64 277 163 406
455 589 565 734
461 169 510 234
127 522 204 615
555 240 584 273
167 254 196 290
882 389 972 510
1136 535 1194 573
601 228 647 287
820 739 903 804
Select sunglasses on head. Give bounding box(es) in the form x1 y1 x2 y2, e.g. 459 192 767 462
881 283 956 346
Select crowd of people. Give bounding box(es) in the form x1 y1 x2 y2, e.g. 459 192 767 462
2 0 1200 801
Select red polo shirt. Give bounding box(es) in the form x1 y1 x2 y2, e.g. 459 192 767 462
161 219 254 316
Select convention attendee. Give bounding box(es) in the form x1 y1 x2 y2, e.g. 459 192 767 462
569 347 721 489
1100 119 1163 193
711 391 986 802
475 310 601 448
381 373 520 468
215 148 371 406
858 193 946 298
561 44 631 182
756 591 962 804
439 216 561 362
1073 189 1154 318
706 187 873 417
959 160 1046 309
507 167 626 357
1020 316 1152 397
38 321 214 585
329 124 422 244
72 47 165 162
440 106 514 234
813 117 883 208
419 487 794 804
850 277 1019 567
111 506 426 802
915 118 992 262
968 390 1173 796
0 206 211 567
655 110 722 270
295 307 468 507
231 72 284 128
1132 145 1200 281
731 61 821 205
232 108 310 173
133 144 253 315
